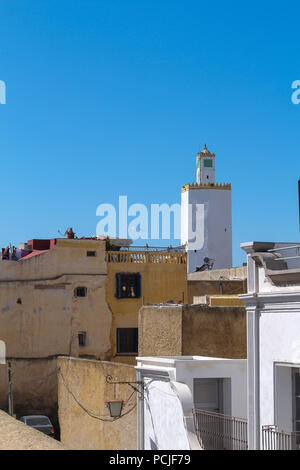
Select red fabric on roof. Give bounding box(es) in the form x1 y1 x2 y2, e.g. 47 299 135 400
19 250 50 261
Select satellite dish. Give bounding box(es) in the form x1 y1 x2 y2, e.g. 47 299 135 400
195 257 215 272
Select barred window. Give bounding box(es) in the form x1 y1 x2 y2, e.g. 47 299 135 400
87 251 96 257
117 328 138 354
75 287 87 297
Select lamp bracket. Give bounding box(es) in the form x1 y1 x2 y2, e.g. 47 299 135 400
106 375 144 397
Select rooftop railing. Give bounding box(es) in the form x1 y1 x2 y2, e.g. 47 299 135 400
106 250 187 264
193 409 248 450
118 245 186 253
268 244 300 263
262 425 300 450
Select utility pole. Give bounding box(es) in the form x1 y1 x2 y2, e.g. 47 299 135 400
7 361 13 416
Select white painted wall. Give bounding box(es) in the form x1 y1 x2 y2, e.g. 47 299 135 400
143 379 191 450
181 188 232 273
259 312 300 430
258 265 300 293
240 241 300 449
136 356 247 450
197 155 215 185
175 358 247 419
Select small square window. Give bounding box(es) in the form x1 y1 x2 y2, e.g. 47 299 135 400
78 332 86 347
75 287 87 297
87 251 96 257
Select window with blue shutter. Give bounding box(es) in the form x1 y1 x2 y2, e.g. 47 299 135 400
115 273 141 299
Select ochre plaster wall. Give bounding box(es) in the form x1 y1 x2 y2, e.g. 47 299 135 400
58 357 137 450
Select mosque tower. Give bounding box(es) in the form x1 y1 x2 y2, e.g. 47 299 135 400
181 144 232 273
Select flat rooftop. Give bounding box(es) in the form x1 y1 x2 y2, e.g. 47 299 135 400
241 241 300 283
188 266 247 281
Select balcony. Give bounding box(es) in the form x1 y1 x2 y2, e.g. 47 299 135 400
262 425 300 450
193 409 248 450
106 250 187 264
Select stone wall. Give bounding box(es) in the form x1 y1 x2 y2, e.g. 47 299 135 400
0 410 65 450
138 304 246 359
182 304 246 358
187 280 246 304
139 305 183 357
0 358 58 429
58 357 137 450
106 254 187 361
0 239 112 423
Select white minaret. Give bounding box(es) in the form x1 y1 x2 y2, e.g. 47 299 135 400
181 145 232 273
196 144 215 185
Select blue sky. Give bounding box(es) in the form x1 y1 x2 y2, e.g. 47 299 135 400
0 0 299 266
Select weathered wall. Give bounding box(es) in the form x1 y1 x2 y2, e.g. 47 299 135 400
138 304 247 359
0 238 107 281
106 256 187 362
139 305 183 357
187 280 246 304
182 305 246 358
208 295 245 306
0 359 58 423
188 266 247 282
0 240 188 422
0 410 66 450
0 275 111 360
0 239 112 419
58 357 137 450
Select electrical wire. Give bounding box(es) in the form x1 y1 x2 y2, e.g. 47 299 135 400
58 367 137 422
8 360 140 423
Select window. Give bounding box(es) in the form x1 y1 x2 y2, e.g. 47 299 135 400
26 416 51 426
87 251 96 257
78 332 86 346
193 378 223 413
117 328 138 354
116 273 141 299
75 287 87 297
204 159 213 168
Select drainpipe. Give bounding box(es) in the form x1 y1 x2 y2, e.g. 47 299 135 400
8 361 13 416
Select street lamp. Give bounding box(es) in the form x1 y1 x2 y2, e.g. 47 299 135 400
106 399 124 418
105 375 145 419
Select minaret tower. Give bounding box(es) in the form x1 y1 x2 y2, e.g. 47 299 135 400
196 145 215 185
181 144 232 273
